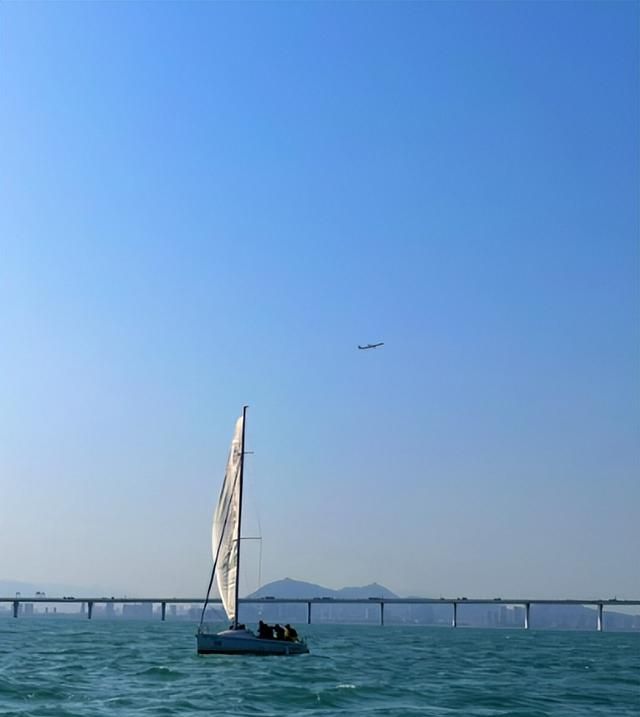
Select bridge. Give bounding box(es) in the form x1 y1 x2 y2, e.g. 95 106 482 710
2 596 638 630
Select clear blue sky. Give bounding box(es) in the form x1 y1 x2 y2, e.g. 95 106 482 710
1 2 638 599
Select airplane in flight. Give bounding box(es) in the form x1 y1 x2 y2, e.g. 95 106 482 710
358 342 384 350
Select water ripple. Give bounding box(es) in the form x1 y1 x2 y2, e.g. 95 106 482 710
0 620 638 716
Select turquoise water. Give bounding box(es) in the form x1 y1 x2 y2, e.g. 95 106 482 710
0 620 638 716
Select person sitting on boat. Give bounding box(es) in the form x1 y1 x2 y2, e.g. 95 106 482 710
284 624 298 641
273 623 285 640
257 620 273 639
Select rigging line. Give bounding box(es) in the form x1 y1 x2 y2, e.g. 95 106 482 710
244 451 264 593
198 462 242 628
255 476 263 591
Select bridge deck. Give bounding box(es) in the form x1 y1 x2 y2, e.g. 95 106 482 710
1 597 638 605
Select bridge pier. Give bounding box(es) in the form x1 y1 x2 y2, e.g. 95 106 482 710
524 603 530 630
88 601 93 620
161 602 166 621
597 603 604 631
307 602 311 625
452 602 457 628
380 602 384 626
13 601 18 618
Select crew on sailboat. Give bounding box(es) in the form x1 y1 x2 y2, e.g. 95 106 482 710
256 620 300 642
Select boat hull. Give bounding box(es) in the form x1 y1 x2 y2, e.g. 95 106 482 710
196 628 309 656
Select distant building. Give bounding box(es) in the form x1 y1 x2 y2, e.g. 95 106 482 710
122 603 153 619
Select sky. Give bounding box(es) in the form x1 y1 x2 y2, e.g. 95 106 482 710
1 2 638 601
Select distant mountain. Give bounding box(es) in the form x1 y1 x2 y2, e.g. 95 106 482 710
0 579 108 597
247 578 398 600
334 583 398 599
240 578 399 625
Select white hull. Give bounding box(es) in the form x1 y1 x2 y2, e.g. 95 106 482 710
196 628 309 656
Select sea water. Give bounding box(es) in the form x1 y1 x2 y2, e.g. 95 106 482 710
0 619 638 716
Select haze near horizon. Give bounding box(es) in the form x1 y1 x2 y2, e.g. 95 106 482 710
1 2 638 600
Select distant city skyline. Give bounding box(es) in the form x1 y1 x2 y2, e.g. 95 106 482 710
1 3 638 599
2 577 639 628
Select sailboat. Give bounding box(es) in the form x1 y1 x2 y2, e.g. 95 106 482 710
196 406 309 655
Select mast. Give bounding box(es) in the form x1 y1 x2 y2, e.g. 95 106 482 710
233 404 248 628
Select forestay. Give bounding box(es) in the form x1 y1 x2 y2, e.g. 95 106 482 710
212 415 244 623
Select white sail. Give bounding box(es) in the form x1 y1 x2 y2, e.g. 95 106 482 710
212 414 244 623
196 407 309 655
